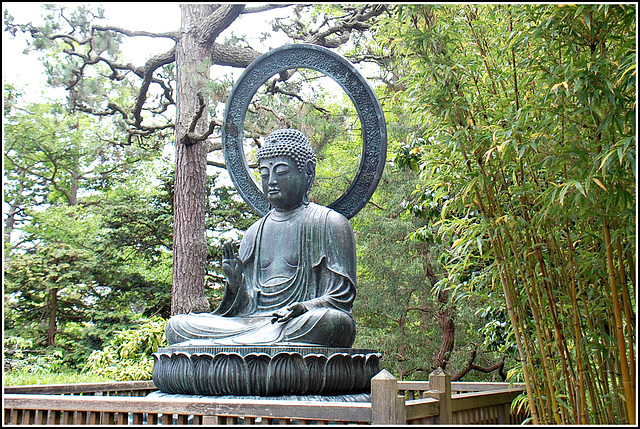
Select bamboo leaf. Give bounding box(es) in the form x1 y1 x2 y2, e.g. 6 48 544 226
551 81 568 92
616 64 636 86
484 146 497 163
558 183 570 206
598 150 617 172
441 198 453 219
592 177 608 191
573 180 586 197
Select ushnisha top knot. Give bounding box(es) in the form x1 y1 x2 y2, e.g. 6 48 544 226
256 129 316 171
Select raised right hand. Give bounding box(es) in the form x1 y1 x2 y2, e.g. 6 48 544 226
222 241 243 292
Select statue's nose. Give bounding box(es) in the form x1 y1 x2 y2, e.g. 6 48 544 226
268 173 278 186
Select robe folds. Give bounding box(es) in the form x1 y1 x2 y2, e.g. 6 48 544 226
165 203 357 347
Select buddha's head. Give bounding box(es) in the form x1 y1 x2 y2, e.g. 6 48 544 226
256 129 316 211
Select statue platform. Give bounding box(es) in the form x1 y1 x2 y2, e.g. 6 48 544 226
146 390 372 403
152 345 381 396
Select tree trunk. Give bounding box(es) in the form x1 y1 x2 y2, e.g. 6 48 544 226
171 4 217 315
396 316 407 379
4 190 23 255
68 171 79 206
425 263 456 370
434 289 455 370
47 288 59 346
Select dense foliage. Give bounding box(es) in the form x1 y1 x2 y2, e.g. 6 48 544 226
86 316 167 381
379 4 636 424
3 5 635 425
3 91 256 375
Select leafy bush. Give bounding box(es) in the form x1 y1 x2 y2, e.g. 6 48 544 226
4 335 112 385
4 336 65 373
85 316 167 381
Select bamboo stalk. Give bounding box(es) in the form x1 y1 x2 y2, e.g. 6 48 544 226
488 232 540 425
616 236 636 402
501 220 564 420
594 237 621 422
530 232 575 422
564 223 588 424
626 247 636 294
608 346 625 421
514 286 549 424
583 355 605 424
546 230 578 386
603 223 634 424
514 231 562 424
575 232 614 423
582 293 614 423
479 163 553 424
543 234 580 423
515 301 549 424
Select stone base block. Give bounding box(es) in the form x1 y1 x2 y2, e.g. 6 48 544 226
152 345 381 396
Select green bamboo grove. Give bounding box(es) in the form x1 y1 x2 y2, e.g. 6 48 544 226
381 4 636 424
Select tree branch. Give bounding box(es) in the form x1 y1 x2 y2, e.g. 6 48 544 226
185 93 223 144
132 47 176 128
196 4 246 47
6 11 180 145
210 43 261 68
243 4 293 14
266 83 331 115
366 200 386 210
41 26 177 142
207 160 227 169
92 24 179 41
274 4 389 49
452 342 507 381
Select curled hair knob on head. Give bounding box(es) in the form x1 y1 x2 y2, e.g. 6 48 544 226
256 129 316 172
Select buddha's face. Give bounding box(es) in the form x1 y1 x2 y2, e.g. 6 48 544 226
259 155 311 211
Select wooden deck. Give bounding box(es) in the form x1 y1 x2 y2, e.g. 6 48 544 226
3 369 529 425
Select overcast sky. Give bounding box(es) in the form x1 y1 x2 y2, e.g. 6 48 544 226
1 2 295 198
3 3 170 97
2 3 372 228
2 2 289 101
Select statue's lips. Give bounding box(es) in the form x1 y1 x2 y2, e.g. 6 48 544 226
267 189 280 195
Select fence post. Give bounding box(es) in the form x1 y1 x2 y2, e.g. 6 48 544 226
202 415 219 425
425 367 452 424
371 369 405 425
498 402 508 424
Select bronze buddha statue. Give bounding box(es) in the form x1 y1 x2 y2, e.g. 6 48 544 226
165 129 357 348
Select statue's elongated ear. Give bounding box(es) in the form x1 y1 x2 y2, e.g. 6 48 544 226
306 160 316 181
304 160 315 205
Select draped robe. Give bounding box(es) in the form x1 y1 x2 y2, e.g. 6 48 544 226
165 203 357 347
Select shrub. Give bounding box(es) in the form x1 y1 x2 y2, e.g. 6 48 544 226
85 316 167 381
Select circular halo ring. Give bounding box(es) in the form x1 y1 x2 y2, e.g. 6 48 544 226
222 43 387 219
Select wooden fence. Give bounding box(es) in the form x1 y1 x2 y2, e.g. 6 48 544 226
4 369 529 425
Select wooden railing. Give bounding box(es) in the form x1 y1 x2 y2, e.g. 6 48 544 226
4 369 528 425
4 380 157 397
372 368 528 425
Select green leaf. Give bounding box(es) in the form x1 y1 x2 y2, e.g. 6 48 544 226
573 180 586 198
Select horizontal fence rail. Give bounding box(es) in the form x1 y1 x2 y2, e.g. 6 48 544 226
4 369 528 425
3 394 372 425
398 380 525 400
4 381 157 396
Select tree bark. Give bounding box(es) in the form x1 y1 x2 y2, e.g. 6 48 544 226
47 288 59 346
171 4 245 315
424 263 456 371
396 316 407 379
434 289 455 370
4 188 23 252
171 4 218 315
